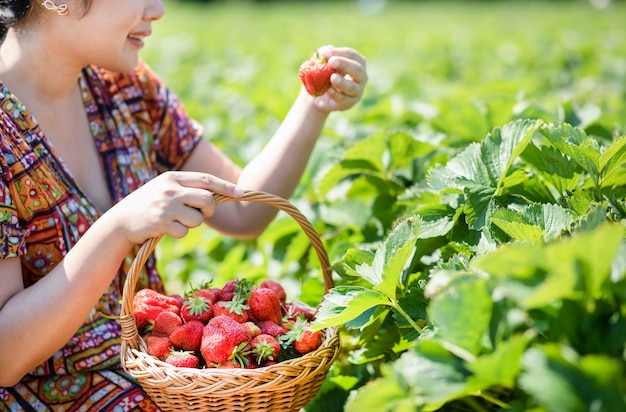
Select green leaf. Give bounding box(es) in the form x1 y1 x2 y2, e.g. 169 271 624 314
345 376 411 412
540 123 600 185
522 140 583 195
414 204 456 239
331 248 376 280
428 274 493 357
313 286 391 330
374 217 420 299
599 135 626 188
463 184 496 230
395 340 471 407
482 118 540 191
316 131 386 198
467 332 532 390
520 344 626 412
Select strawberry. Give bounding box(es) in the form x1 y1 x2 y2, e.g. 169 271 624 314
146 335 173 360
165 351 200 368
200 315 251 364
187 282 218 305
213 299 249 323
248 334 281 365
133 288 180 330
259 279 287 303
278 315 322 354
248 287 283 325
219 280 238 302
294 328 323 355
256 320 286 338
243 321 261 339
152 311 183 337
200 325 232 364
181 295 213 324
169 320 204 352
168 293 185 308
299 51 335 97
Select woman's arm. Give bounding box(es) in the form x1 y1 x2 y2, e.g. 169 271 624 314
0 171 242 386
183 46 368 238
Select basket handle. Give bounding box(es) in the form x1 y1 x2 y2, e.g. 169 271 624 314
120 190 333 351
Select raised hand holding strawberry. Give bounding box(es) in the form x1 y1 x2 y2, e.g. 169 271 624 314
298 45 368 114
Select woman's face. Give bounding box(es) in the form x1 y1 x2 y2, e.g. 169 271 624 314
52 0 165 72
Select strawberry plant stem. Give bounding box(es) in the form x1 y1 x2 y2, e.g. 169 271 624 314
392 302 423 334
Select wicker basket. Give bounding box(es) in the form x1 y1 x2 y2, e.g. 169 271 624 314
120 191 340 412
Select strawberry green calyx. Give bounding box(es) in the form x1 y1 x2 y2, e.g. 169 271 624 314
184 296 210 316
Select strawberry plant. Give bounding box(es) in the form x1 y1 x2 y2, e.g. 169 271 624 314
311 120 626 410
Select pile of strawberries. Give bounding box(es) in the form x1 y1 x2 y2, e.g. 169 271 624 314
133 278 324 369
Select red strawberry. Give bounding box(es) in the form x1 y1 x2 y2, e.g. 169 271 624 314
181 295 213 324
165 351 200 368
169 320 204 352
299 52 335 97
256 320 286 338
152 311 183 337
248 287 283 325
200 325 232 364
169 293 185 308
187 283 218 305
133 288 180 330
249 334 281 365
294 328 323 355
200 315 251 365
259 279 287 303
243 321 261 339
212 298 249 323
219 280 238 302
146 335 173 360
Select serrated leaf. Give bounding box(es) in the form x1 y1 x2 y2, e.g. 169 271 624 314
414 204 456 239
599 135 626 188
374 218 420 299
313 286 391 330
331 248 376 279
540 123 600 184
463 184 496 230
482 118 540 190
428 274 492 356
490 217 544 242
522 142 583 194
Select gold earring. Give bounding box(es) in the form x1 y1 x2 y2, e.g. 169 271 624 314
41 0 69 16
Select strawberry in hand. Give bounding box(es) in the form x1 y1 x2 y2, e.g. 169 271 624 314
299 51 335 97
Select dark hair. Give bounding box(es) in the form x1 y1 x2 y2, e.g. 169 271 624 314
0 0 93 42
0 0 33 41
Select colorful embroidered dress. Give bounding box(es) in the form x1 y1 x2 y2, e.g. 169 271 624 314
0 61 203 411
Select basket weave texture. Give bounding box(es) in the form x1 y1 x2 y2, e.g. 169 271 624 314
120 191 340 412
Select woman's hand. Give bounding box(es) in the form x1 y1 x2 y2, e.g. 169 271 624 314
110 171 243 245
309 45 368 113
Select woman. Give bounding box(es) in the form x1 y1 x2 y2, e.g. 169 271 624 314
0 0 367 409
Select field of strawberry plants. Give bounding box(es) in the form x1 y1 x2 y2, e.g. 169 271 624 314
141 1 626 410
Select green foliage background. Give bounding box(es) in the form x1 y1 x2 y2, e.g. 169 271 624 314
140 1 626 410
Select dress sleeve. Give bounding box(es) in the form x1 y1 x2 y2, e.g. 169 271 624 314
134 60 204 172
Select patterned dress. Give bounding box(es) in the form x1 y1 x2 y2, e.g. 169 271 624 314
0 60 203 411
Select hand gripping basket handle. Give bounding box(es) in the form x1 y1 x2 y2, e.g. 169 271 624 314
120 190 334 351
